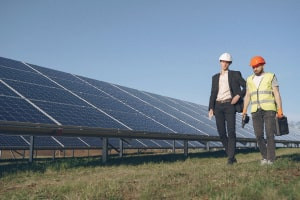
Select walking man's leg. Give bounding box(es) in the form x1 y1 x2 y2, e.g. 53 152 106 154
264 111 276 162
225 104 236 162
214 104 228 156
252 110 267 160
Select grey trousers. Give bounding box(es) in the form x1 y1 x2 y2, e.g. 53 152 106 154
251 109 276 162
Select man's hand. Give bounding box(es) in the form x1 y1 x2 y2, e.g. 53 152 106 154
242 114 250 128
277 108 283 119
242 109 249 128
208 109 214 120
231 95 240 104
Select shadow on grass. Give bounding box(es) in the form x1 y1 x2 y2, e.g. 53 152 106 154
0 148 263 177
277 152 300 162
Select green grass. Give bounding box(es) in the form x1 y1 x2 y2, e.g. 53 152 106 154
1 148 300 199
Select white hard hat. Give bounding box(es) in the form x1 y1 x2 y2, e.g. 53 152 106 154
219 53 232 62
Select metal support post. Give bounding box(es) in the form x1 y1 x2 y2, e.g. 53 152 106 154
184 140 188 157
119 139 123 157
102 137 108 163
29 136 35 163
173 140 176 153
206 141 210 151
53 150 56 160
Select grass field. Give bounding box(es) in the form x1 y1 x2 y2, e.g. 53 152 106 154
1 148 300 200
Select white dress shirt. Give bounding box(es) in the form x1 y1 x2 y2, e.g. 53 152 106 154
217 71 232 101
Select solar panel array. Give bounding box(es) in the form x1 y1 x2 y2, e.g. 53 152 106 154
0 56 299 151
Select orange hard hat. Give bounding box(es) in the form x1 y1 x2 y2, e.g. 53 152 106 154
250 56 266 67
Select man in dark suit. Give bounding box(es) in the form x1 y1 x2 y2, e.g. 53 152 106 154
208 53 246 164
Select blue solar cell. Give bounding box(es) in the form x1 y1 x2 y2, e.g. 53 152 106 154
71 92 174 133
79 137 102 148
108 138 121 148
150 93 197 114
32 100 128 129
68 92 176 133
52 136 88 148
0 96 54 124
208 141 223 148
79 77 124 97
0 134 29 147
148 93 210 123
0 57 34 72
138 139 184 148
123 139 148 148
119 87 219 136
0 66 58 87
275 129 299 140
23 136 62 148
173 140 184 148
133 139 159 148
188 141 205 148
74 92 136 114
52 78 102 96
169 97 206 113
0 82 18 97
29 64 84 83
5 80 88 106
150 139 173 148
106 110 171 132
78 78 204 134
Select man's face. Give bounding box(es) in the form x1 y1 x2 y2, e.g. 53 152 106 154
220 60 230 71
252 64 264 75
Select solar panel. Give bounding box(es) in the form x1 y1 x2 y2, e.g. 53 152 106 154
0 96 54 123
0 57 35 72
0 134 28 148
32 100 127 128
78 78 205 134
0 82 19 97
4 80 86 106
131 90 220 136
1 56 300 153
23 136 62 148
50 136 88 148
0 66 58 87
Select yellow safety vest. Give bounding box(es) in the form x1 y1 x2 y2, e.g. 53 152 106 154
247 72 277 113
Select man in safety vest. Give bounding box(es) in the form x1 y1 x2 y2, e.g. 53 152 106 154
242 56 283 165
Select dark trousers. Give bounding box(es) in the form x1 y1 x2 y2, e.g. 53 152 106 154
214 102 236 160
251 109 276 162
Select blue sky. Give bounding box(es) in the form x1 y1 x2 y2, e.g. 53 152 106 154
1 0 300 121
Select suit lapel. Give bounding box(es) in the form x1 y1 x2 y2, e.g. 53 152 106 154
228 70 232 88
215 73 220 92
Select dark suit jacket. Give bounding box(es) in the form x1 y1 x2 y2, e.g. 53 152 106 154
209 70 246 113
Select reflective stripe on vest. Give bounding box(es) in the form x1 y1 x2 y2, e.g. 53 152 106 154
250 91 273 96
247 72 277 113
